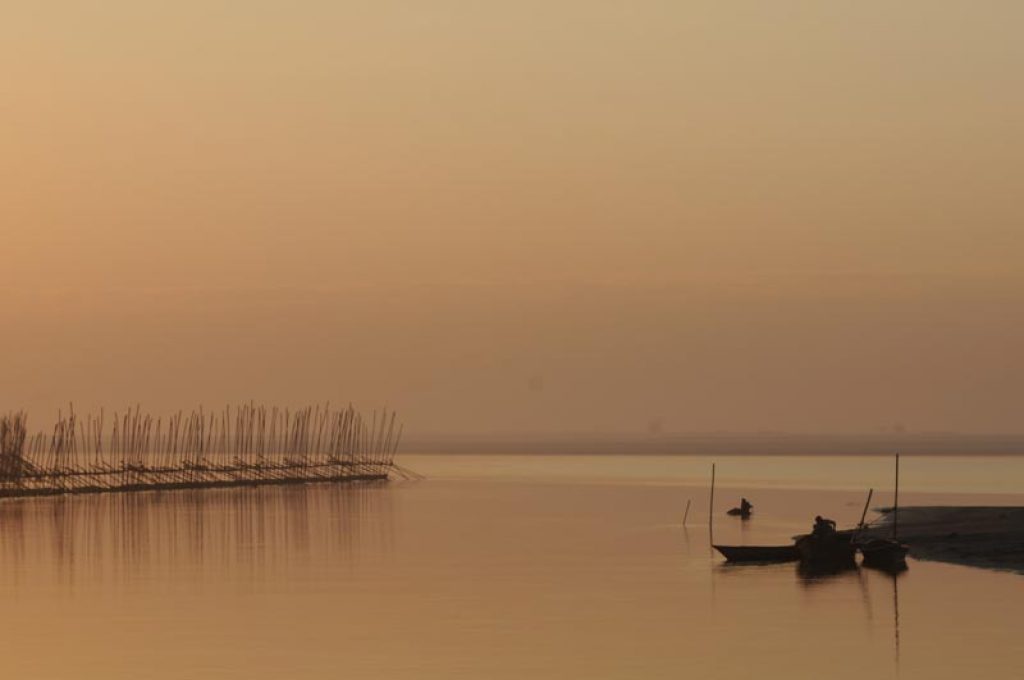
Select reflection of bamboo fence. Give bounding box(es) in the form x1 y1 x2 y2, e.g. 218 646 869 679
0 483 395 581
0 404 407 498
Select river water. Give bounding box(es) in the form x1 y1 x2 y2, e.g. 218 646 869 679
0 454 1020 679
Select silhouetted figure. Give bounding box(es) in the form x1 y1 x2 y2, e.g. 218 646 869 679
812 515 837 537
726 498 753 517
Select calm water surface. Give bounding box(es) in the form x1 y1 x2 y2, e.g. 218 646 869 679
0 454 1021 679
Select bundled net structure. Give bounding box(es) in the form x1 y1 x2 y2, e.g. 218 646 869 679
0 404 405 497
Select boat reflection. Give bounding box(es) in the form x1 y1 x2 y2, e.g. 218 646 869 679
796 560 860 583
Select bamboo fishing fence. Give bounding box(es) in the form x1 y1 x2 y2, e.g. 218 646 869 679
0 404 412 498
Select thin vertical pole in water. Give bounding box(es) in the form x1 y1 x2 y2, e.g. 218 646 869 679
709 463 716 544
682 499 691 526
893 453 900 540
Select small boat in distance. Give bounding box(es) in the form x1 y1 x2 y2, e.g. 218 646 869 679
713 544 799 563
726 497 753 519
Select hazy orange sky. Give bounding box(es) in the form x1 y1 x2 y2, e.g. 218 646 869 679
3 2 1022 436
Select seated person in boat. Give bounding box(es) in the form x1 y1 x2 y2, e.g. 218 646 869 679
740 498 753 515
812 515 837 537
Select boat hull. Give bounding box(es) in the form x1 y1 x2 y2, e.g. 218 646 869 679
713 544 799 563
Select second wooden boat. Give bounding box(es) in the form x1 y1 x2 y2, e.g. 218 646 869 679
857 454 910 571
858 537 909 570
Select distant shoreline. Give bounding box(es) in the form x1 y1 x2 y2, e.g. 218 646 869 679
401 434 1024 457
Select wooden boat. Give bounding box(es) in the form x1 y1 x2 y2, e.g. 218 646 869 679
713 544 799 563
726 507 752 518
794 530 857 567
858 538 909 570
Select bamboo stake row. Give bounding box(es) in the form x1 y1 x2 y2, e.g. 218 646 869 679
0 404 405 497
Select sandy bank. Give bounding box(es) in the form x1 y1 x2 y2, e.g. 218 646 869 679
868 506 1024 574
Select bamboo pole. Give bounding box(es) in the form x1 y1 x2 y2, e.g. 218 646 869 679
858 488 874 530
709 463 716 545
853 488 874 544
